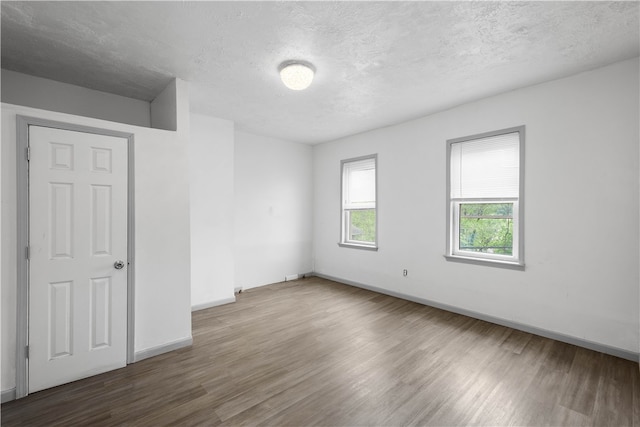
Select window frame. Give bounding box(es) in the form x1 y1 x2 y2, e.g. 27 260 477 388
339 154 378 251
445 126 525 269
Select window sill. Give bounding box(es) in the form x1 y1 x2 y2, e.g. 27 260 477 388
444 254 524 270
338 242 378 251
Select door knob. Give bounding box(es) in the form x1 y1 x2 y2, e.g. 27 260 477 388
114 260 126 270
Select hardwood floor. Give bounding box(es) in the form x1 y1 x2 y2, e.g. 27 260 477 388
2 277 639 426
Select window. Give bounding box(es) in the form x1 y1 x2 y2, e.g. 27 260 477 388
340 155 377 250
446 127 524 267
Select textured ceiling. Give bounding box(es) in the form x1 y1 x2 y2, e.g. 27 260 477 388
2 1 639 144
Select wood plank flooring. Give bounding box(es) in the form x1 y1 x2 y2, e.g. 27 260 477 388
2 276 639 426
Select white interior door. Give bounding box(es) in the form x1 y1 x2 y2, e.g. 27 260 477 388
28 125 128 393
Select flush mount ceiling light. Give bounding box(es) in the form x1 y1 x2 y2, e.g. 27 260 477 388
279 60 315 91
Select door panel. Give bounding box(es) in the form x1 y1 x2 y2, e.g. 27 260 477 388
28 126 128 394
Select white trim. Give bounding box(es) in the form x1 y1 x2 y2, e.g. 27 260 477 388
444 254 524 270
1 388 17 404
15 116 29 399
133 336 193 362
312 272 639 362
337 242 379 251
126 135 136 365
191 297 236 312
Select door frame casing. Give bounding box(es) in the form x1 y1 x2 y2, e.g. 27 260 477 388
15 115 136 399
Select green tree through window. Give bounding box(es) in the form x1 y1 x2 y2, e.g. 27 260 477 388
459 203 513 255
348 209 376 243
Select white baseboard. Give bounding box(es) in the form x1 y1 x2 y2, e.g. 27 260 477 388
133 336 193 363
312 272 639 363
191 296 236 312
1 388 16 403
1 338 194 403
285 272 313 282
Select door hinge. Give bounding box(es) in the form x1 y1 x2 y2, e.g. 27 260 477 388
25 246 29 260
25 345 29 359
26 146 30 161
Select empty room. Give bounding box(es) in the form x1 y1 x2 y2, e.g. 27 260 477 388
1 1 639 425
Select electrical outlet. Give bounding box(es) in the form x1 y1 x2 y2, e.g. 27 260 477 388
403 269 408 277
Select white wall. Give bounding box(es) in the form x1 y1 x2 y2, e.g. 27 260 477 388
234 131 313 289
0 94 3 396
1 101 192 393
1 69 151 128
190 113 236 308
313 58 640 355
151 79 178 131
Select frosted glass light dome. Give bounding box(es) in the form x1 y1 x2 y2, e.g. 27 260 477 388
279 61 315 91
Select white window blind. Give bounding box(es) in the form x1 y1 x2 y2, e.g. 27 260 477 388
450 132 520 199
343 158 376 209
